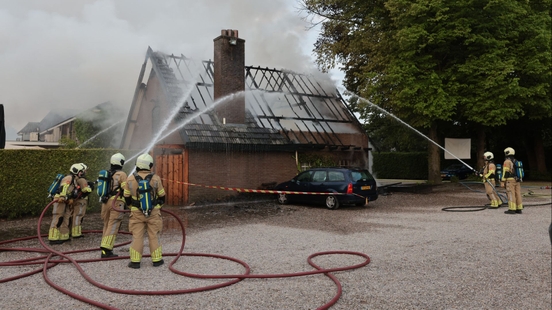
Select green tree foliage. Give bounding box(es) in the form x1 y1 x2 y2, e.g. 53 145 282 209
301 0 551 181
58 118 124 149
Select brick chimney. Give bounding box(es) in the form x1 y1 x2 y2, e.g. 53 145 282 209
213 29 245 124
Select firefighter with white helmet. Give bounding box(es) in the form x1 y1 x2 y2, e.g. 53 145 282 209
99 153 128 258
480 151 501 208
123 153 166 269
48 163 93 244
501 147 523 214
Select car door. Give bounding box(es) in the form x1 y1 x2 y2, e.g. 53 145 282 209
288 170 315 203
309 170 328 204
350 169 378 201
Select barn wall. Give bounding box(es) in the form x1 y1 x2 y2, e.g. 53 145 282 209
187 150 296 202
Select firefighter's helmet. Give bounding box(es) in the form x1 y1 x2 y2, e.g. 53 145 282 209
70 163 86 175
504 147 515 156
136 154 154 170
111 153 126 166
483 152 494 161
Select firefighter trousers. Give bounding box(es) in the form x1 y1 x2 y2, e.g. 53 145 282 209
128 208 163 263
71 198 87 237
100 198 126 250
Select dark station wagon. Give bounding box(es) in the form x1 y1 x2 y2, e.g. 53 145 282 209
274 167 378 209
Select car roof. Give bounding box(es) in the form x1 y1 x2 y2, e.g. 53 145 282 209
307 167 366 171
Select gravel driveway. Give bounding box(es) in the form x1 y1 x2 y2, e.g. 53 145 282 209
1 183 551 309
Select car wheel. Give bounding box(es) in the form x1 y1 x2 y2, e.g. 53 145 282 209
277 193 288 205
325 195 339 210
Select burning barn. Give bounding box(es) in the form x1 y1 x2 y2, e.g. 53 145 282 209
120 29 370 204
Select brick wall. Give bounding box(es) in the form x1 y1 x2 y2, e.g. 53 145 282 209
187 149 296 202
213 29 246 124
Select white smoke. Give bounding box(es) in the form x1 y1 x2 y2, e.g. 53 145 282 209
0 0 340 138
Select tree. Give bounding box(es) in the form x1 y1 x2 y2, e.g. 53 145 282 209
301 0 551 181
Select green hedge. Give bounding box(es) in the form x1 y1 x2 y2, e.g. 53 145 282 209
0 149 134 219
372 152 428 179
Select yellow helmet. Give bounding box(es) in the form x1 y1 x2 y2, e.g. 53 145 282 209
504 147 515 156
136 153 154 170
110 153 126 166
483 152 494 161
70 163 86 175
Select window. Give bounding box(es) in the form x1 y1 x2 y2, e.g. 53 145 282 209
351 171 373 181
313 171 327 182
328 171 345 181
296 171 313 182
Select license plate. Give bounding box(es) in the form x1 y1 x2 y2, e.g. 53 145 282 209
361 185 371 190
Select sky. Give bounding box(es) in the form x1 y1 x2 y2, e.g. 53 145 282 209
0 0 344 140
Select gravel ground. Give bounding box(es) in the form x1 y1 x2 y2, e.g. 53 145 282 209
1 183 551 309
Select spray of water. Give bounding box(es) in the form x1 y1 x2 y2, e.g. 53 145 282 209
342 89 475 172
126 90 252 174
76 120 124 149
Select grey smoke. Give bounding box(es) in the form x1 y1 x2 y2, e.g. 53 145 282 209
0 0 343 140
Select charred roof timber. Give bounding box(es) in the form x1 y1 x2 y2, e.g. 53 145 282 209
120 30 368 152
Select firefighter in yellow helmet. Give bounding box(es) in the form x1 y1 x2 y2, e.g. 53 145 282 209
123 153 166 269
480 152 501 208
99 153 128 258
501 147 523 214
48 163 93 244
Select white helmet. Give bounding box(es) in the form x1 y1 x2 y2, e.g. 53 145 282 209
70 163 86 175
136 153 154 170
483 151 494 161
110 153 126 166
504 147 515 156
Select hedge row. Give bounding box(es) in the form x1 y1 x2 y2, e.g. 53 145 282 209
0 149 135 219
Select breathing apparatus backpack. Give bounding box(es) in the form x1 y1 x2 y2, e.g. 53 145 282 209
513 159 524 181
48 173 65 198
495 164 502 182
96 170 112 202
134 173 155 217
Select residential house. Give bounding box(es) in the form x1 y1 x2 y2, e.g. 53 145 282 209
120 29 371 205
15 102 122 148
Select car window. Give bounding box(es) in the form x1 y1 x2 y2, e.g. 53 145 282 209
328 171 345 181
351 170 374 181
296 171 313 182
312 171 327 182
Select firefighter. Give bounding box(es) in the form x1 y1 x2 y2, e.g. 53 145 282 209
123 153 166 269
100 153 128 258
480 152 501 208
501 147 523 214
71 163 93 238
48 163 93 244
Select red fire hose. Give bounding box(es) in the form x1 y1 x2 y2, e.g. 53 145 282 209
0 198 371 310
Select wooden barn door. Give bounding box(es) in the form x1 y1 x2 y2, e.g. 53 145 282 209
154 150 188 206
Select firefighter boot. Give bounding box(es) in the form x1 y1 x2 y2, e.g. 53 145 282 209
504 202 517 214
101 248 118 258
153 259 164 267
128 262 141 269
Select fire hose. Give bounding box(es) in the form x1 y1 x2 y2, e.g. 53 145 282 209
441 180 551 212
0 197 371 310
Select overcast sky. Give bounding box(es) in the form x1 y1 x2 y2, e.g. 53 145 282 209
1 0 343 140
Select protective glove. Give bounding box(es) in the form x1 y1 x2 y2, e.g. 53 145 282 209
57 196 66 203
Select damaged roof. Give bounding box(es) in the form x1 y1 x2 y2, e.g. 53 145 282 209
141 47 364 150
18 109 78 135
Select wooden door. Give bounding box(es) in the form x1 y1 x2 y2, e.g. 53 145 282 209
154 151 188 206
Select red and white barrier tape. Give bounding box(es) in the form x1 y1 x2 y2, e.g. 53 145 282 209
160 178 366 197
